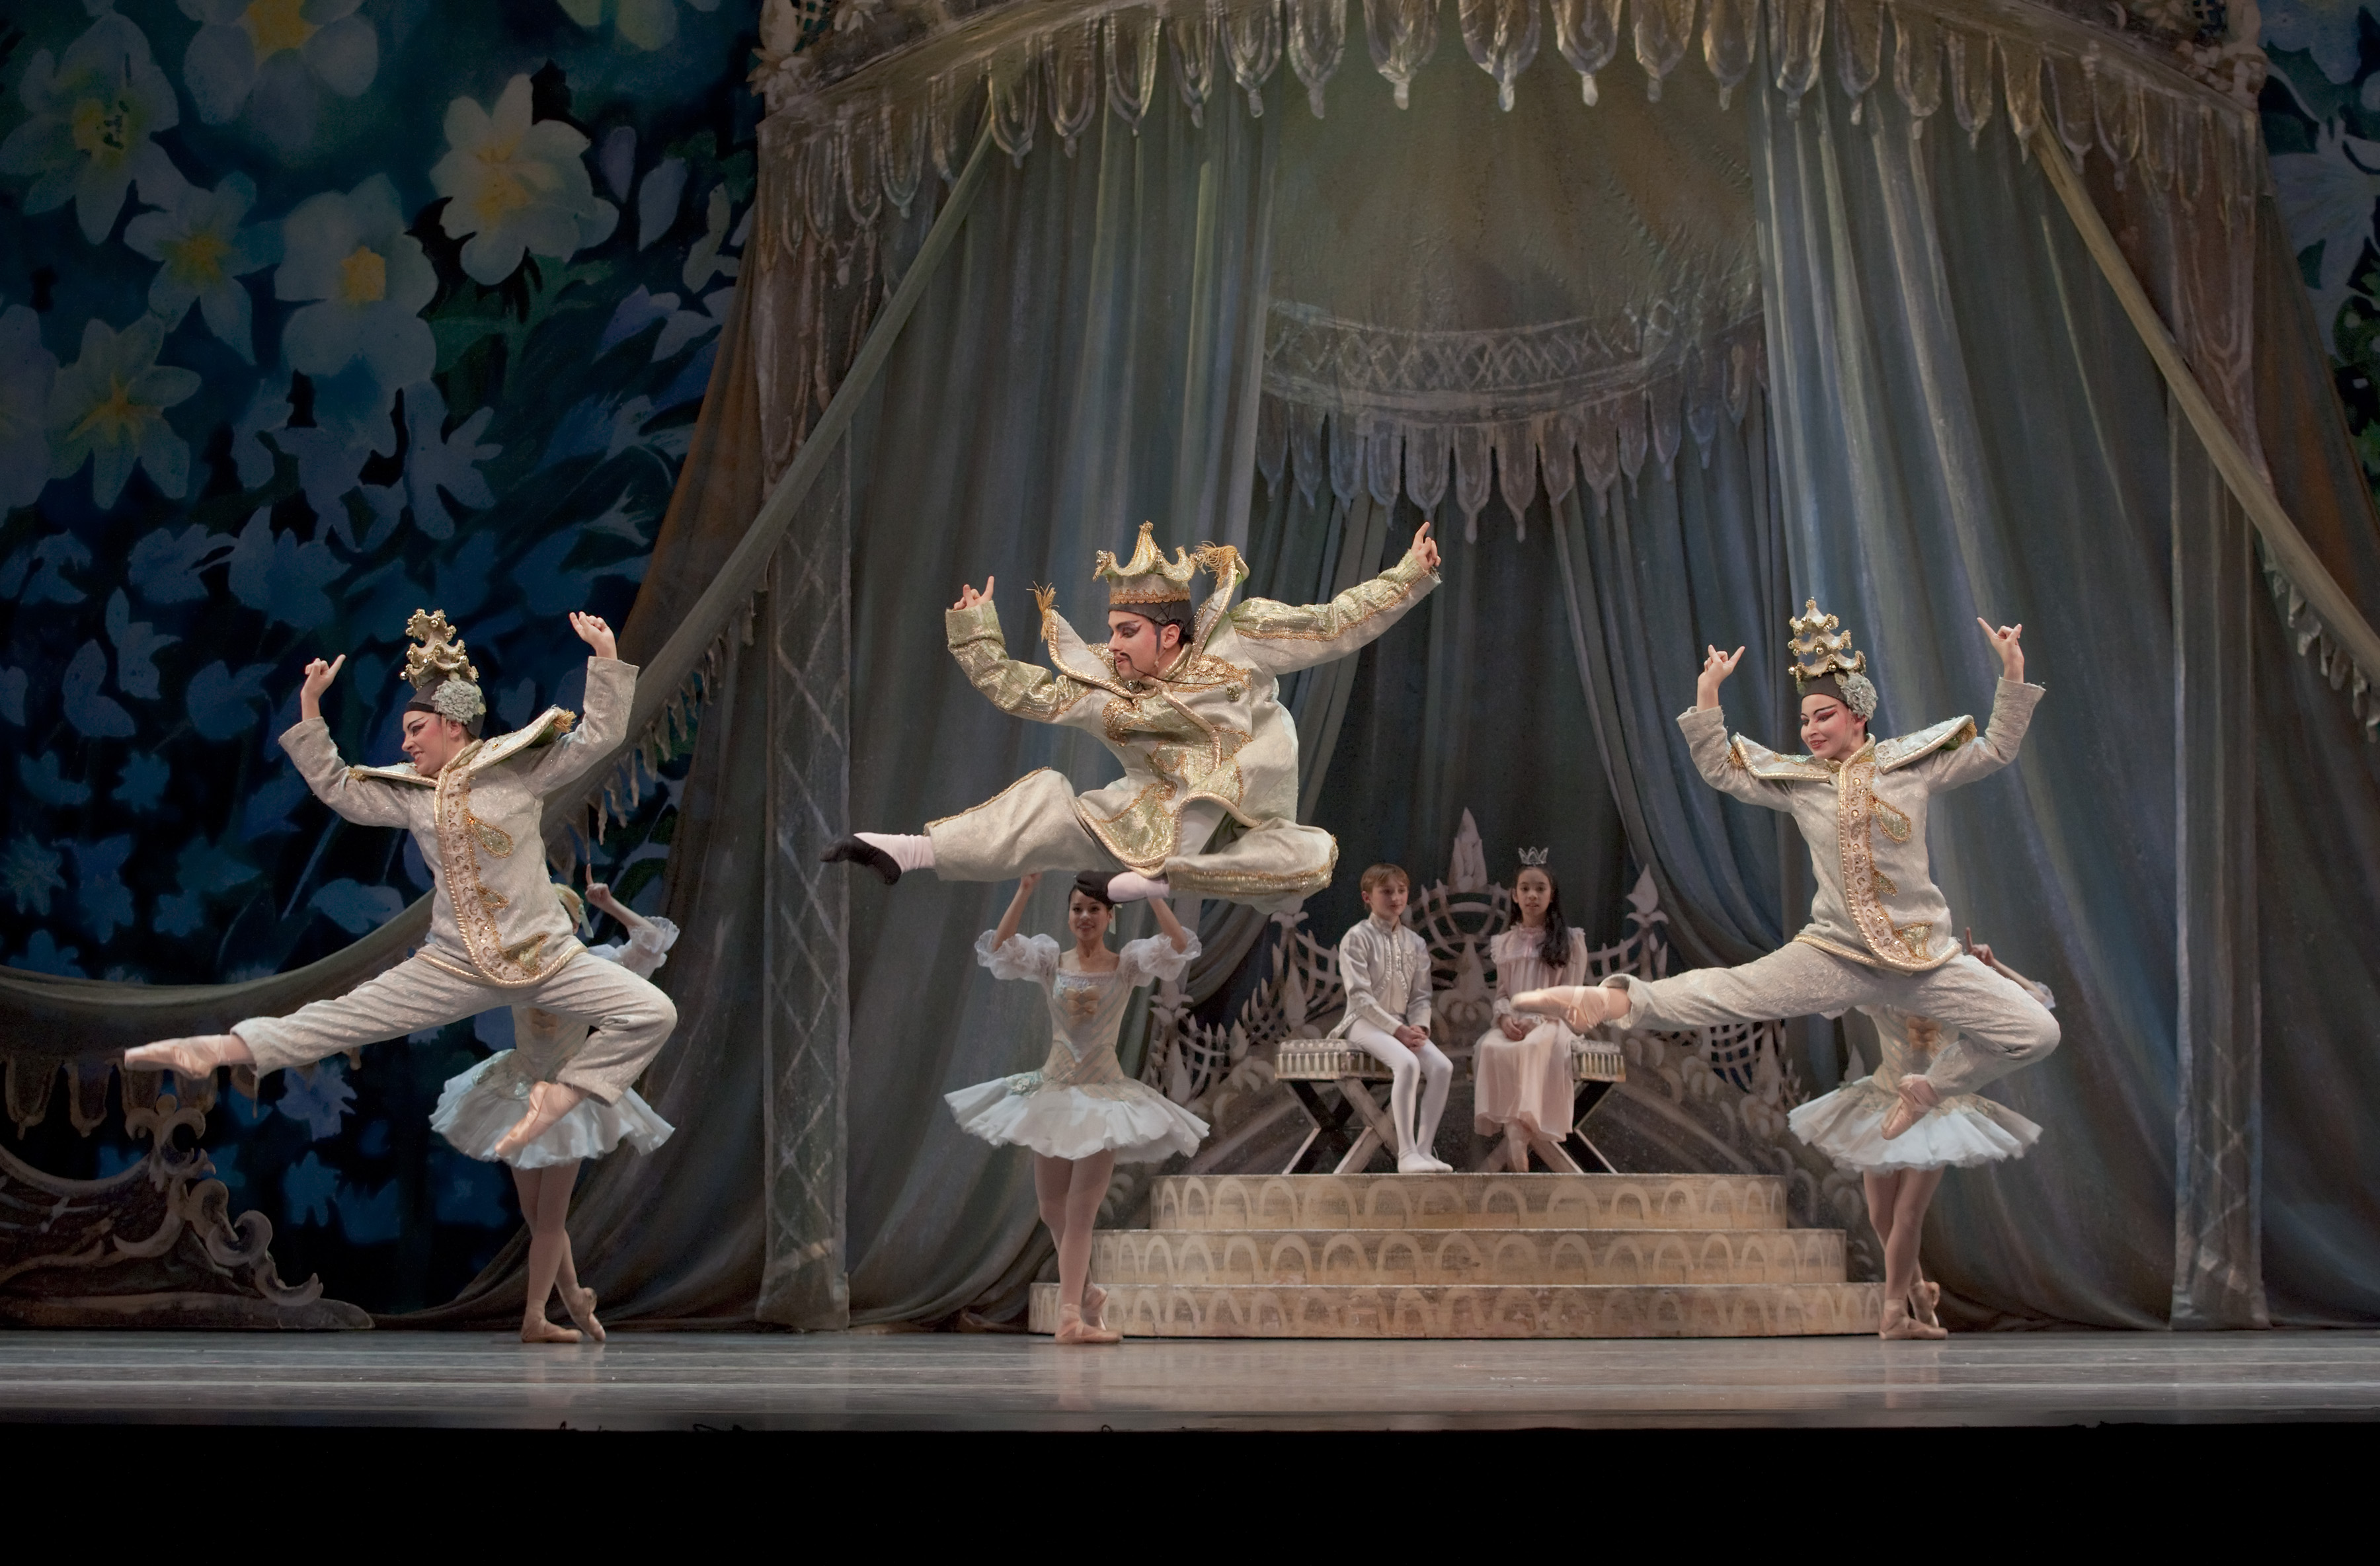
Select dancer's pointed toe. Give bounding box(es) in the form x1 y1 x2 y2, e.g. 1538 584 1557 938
822 834 900 885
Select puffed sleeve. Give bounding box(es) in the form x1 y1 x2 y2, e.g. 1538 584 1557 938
1118 931 1201 986
976 929 1062 984
611 916 680 980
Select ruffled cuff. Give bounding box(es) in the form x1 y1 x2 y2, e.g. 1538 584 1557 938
976 929 1061 982
618 916 680 978
1119 931 1201 985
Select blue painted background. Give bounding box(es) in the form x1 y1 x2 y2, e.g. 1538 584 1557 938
3 1 2378 1312
0 0 760 1310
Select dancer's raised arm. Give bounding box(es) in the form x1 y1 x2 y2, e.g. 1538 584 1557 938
1228 522 1442 676
945 584 1101 726
1694 643 1744 711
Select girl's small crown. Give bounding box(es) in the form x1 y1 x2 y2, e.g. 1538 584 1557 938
1517 846 1550 867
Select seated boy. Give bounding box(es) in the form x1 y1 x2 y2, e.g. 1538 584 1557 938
1327 864 1452 1175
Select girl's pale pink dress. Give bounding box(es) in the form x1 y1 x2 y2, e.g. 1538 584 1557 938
1477 926 1589 1139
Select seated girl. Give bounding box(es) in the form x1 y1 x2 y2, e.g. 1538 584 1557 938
1480 853 1590 1172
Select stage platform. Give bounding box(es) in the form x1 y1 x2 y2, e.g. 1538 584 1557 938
0 1331 2374 1430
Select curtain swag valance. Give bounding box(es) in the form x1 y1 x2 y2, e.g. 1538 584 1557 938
752 0 2268 247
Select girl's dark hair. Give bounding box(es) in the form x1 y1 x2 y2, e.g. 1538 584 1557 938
1070 871 1117 909
1517 865 1570 970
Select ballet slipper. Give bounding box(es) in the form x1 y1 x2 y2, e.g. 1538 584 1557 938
1082 1284 1109 1332
562 1285 607 1343
1054 1302 1120 1345
1909 1279 1944 1332
1878 1298 1947 1341
1105 872 1170 904
821 835 902 884
1513 984 1620 1035
1396 1150 1441 1175
494 1081 584 1161
1880 1076 1942 1141
123 1033 252 1077
520 1316 582 1345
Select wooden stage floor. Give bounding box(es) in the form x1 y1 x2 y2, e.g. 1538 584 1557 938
0 1331 2375 1429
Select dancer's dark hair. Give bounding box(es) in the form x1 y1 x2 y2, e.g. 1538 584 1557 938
1112 602 1193 648
1071 871 1118 909
1517 864 1570 970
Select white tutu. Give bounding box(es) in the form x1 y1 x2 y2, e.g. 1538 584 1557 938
945 1076 1208 1164
1787 1076 2040 1174
432 1052 675 1170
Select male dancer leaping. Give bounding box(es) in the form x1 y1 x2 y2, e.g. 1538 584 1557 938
126 609 674 1159
824 520 1441 910
1518 601 2059 1147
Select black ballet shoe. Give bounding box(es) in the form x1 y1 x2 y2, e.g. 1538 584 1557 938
822 835 900 885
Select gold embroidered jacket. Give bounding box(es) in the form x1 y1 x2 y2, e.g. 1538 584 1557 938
943 549 1440 873
1681 678 2043 972
278 656 637 988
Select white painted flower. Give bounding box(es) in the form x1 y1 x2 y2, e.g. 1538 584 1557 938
123 173 282 362
0 307 59 510
431 75 618 286
557 0 722 52
0 13 182 244
2272 120 2380 342
275 175 436 444
178 0 378 152
2262 1 2365 86
46 316 201 509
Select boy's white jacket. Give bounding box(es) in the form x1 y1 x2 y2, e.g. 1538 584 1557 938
278 656 635 987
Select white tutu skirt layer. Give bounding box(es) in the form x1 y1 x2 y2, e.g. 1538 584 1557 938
945 1076 1208 1164
1786 1077 2041 1174
432 1052 676 1170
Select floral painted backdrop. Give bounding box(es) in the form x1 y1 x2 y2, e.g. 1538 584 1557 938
0 0 762 1310
2265 2 2380 475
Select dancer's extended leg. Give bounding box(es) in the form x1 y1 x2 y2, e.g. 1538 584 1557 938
513 1166 582 1344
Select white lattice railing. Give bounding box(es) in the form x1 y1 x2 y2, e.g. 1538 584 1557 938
1140 809 1797 1116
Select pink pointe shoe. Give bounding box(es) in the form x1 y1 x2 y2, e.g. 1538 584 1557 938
1879 1297 1948 1341
1512 984 1620 1035
1054 1302 1121 1345
1880 1076 1942 1141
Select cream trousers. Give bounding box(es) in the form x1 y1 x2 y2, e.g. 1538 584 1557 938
925 767 1336 909
233 950 678 1105
1610 943 2059 1096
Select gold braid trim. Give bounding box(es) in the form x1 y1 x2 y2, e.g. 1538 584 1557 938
1833 759 1946 974
433 762 578 988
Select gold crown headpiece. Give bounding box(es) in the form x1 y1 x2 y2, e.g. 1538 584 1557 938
1786 597 1878 719
403 609 481 691
1094 522 1201 606
1786 598 1866 684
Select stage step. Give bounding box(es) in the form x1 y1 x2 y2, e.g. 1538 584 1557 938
1087 1227 1846 1288
1150 1173 1789 1232
1029 1280 1883 1339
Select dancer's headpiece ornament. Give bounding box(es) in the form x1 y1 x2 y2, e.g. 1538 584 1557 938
1094 522 1201 606
1516 846 1550 867
1786 598 1878 721
401 608 487 736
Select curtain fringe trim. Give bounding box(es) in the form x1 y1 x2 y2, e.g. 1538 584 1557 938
753 0 2265 258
